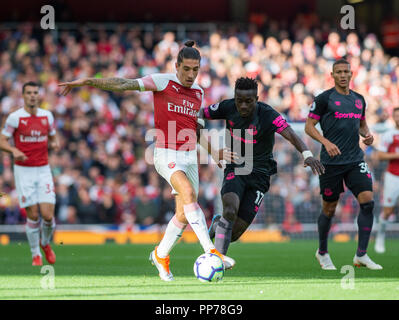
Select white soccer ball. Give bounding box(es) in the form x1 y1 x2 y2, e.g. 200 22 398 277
193 253 225 282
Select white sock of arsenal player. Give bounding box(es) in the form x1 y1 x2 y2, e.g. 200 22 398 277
184 203 215 252
157 215 187 258
184 203 236 269
26 218 41 257
40 217 56 247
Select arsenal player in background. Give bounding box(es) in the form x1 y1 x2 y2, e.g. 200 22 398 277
59 40 236 281
0 82 59 266
374 107 399 254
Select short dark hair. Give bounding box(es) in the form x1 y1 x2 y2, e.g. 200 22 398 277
177 40 201 65
235 77 258 91
332 59 350 71
22 81 40 93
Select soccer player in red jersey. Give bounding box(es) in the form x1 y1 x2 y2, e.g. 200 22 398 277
59 40 236 281
374 107 399 253
0 82 59 266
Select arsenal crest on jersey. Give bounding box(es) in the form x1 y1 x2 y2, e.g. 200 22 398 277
41 118 47 126
196 92 201 100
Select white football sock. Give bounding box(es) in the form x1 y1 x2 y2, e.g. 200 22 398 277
377 215 388 238
184 203 215 253
26 218 41 257
40 217 56 247
157 215 187 258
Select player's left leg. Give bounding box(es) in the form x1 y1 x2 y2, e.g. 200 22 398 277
38 202 56 264
156 194 187 258
345 161 382 269
37 165 57 264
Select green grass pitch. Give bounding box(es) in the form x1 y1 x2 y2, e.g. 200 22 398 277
0 240 398 300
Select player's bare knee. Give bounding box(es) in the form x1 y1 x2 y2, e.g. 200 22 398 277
357 191 373 204
222 206 238 222
25 206 40 220
41 213 54 222
322 202 337 218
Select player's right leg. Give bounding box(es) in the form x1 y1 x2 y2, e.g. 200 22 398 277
316 165 344 270
149 195 187 281
315 200 338 270
14 165 42 265
25 205 42 266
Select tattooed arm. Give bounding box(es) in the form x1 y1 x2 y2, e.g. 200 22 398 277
58 77 140 95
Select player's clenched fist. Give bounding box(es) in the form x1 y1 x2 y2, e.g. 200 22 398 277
323 140 341 157
213 148 239 169
12 148 28 162
362 133 374 146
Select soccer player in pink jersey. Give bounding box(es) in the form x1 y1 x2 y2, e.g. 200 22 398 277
59 40 236 281
0 82 59 266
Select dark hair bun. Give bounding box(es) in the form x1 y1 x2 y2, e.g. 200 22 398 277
184 40 195 47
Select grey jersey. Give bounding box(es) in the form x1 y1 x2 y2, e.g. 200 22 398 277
308 88 366 165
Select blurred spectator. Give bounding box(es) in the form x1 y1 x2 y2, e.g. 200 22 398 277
134 187 159 229
0 16 398 232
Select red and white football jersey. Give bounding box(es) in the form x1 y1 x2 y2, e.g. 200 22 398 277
2 108 56 166
137 73 204 151
377 128 399 176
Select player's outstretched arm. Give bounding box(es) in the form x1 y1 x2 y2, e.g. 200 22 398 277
305 117 341 158
279 126 325 175
58 77 140 95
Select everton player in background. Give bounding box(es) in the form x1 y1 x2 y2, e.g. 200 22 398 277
201 77 325 257
305 59 382 270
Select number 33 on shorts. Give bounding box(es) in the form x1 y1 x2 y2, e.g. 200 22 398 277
359 162 372 178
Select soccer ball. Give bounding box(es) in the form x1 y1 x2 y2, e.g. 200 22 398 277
193 253 225 282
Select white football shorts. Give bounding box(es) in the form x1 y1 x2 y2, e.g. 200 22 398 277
13 164 56 208
383 171 399 207
153 147 199 196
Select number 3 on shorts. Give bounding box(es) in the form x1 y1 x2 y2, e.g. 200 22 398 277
359 162 370 174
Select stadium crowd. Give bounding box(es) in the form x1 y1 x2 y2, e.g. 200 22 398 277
0 13 398 233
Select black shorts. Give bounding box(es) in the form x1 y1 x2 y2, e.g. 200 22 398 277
221 169 270 224
319 161 373 202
